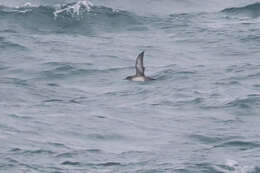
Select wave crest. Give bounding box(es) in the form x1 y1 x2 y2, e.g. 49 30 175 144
54 0 93 19
0 0 141 34
222 2 260 18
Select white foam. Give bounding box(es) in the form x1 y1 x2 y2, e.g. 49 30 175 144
20 2 38 8
225 159 257 173
22 2 32 7
226 159 239 168
9 2 34 13
54 0 93 19
113 9 120 13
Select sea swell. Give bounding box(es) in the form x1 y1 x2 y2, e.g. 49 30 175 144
222 2 260 18
0 0 142 34
1 1 259 35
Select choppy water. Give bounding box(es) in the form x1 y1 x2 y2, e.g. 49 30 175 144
0 0 260 172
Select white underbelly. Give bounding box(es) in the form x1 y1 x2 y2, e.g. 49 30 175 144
132 76 145 81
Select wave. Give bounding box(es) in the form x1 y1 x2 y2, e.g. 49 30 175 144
61 160 121 167
215 159 259 173
225 94 260 110
9 148 55 155
53 0 93 19
214 140 260 149
0 36 27 50
0 0 142 34
222 2 260 18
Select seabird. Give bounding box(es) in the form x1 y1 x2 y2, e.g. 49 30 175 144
126 51 155 81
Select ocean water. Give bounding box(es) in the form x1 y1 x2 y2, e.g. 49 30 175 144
0 0 260 172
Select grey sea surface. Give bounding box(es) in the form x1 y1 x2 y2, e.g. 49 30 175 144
0 0 260 172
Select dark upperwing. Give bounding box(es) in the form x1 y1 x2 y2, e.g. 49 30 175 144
135 51 145 76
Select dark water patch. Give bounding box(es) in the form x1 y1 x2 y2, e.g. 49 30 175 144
69 99 81 104
253 84 260 88
40 62 100 79
167 13 194 27
225 63 254 73
97 162 121 166
0 29 18 33
213 140 260 150
86 149 103 153
154 66 196 81
18 162 42 171
155 97 205 109
42 98 85 105
56 149 103 158
43 61 92 68
156 12 200 34
9 148 22 153
9 148 55 156
0 62 8 69
223 64 260 81
0 66 9 71
0 123 21 134
104 89 141 97
0 37 27 50
96 115 106 119
240 35 260 43
54 64 75 72
68 97 88 104
0 77 19 84
169 13 191 18
104 87 150 97
178 71 197 74
88 133 127 141
119 150 151 156
253 167 260 173
225 95 260 110
22 149 55 155
127 25 148 31
222 3 260 18
214 80 241 86
45 166 66 173
39 64 130 80
5 157 19 166
48 142 70 149
43 99 64 103
7 114 32 120
189 134 222 144
179 97 204 105
56 152 75 158
247 72 260 79
42 63 81 76
40 70 68 79
1 78 30 88
61 161 81 166
134 168 175 173
0 163 16 169
61 160 121 167
47 83 59 87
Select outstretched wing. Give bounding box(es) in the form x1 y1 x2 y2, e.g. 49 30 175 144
135 51 145 76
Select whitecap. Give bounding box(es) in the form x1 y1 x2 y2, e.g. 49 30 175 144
224 159 257 173
53 0 93 19
22 2 32 8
